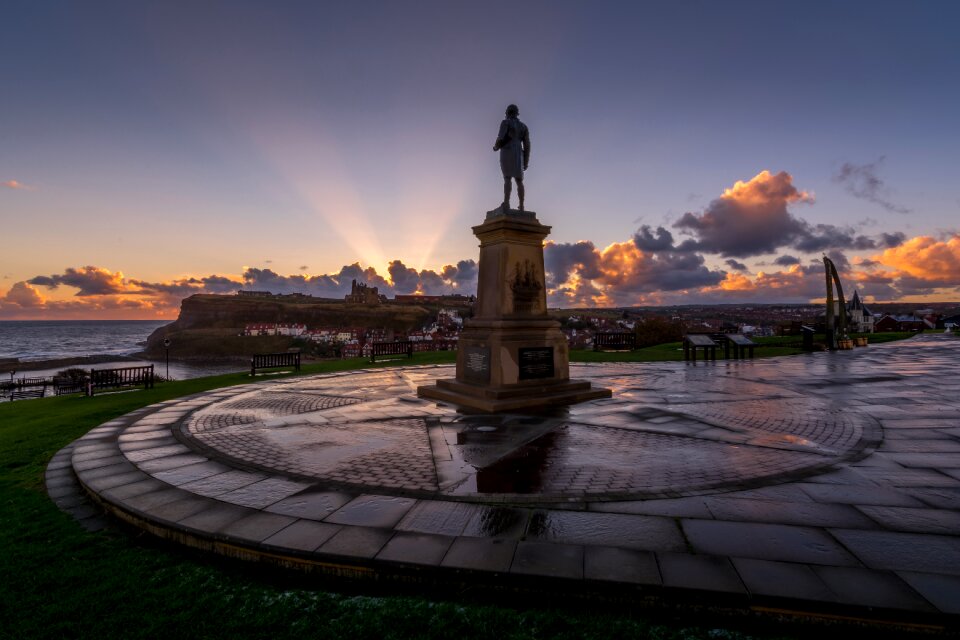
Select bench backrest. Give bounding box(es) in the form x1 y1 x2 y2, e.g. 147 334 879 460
594 332 636 349
90 365 154 394
252 352 300 367
370 341 413 362
11 386 46 400
251 352 301 375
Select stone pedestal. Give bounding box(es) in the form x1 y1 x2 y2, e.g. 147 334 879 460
418 207 611 412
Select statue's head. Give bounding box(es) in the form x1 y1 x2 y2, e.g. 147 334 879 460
505 104 519 117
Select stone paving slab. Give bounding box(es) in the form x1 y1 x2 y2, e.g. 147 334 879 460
50 333 960 631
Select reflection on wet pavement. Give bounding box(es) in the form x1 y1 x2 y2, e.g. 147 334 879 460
171 344 893 501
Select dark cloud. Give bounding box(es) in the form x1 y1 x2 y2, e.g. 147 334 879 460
791 223 904 254
387 260 420 294
544 241 602 288
440 259 478 291
241 259 476 297
825 249 851 272
29 266 127 296
725 259 748 271
880 232 906 248
546 240 725 306
241 264 381 297
833 158 910 214
633 225 676 252
130 275 241 297
773 255 800 266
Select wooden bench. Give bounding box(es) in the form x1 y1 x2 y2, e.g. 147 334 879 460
683 334 717 362
54 380 86 396
88 365 154 396
712 333 757 359
251 351 301 376
10 385 46 401
593 332 636 352
370 341 413 363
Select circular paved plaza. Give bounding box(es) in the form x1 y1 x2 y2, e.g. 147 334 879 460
49 334 960 631
175 365 878 502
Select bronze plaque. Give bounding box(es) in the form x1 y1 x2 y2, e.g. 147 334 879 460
463 346 491 384
518 347 554 380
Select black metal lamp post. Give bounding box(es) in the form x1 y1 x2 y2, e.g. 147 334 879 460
163 338 171 380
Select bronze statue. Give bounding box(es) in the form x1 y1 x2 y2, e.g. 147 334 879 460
493 104 531 211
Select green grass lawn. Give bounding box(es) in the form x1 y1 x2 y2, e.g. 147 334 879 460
2 337 921 640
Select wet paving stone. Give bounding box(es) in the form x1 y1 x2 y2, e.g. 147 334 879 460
657 552 746 594
812 566 935 611
220 512 298 543
135 454 210 473
147 496 215 524
265 489 353 520
511 541 584 580
395 501 480 536
584 546 660 585
102 478 169 501
325 494 417 528
795 483 923 507
857 504 960 534
376 532 454 566
179 470 266 497
178 502 254 532
152 460 233 486
682 520 859 566
702 497 877 528
731 558 836 602
828 529 960 574
317 526 392 559
217 477 313 509
528 510 686 552
261 519 341 552
83 471 149 492
897 571 960 614
460 506 529 538
590 497 713 519
441 537 517 572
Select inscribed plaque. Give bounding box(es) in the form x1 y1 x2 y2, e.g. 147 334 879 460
518 347 554 380
463 346 491 384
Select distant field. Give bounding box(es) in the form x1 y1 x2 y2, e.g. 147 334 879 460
0 335 919 640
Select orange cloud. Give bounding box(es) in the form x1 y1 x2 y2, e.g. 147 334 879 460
873 234 960 282
2 281 45 307
720 170 814 208
2 179 34 190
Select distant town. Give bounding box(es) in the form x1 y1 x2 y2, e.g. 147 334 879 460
234 281 960 358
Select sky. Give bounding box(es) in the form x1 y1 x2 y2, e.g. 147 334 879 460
2 0 959 319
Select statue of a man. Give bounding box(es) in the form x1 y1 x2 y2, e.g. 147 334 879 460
493 104 531 211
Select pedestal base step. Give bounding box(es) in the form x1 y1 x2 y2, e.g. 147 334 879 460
417 378 611 413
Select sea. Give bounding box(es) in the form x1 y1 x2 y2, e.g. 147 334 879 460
0 320 246 380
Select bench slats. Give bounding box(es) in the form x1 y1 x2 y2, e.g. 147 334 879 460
251 352 301 376
89 365 154 396
370 341 413 363
594 332 636 352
